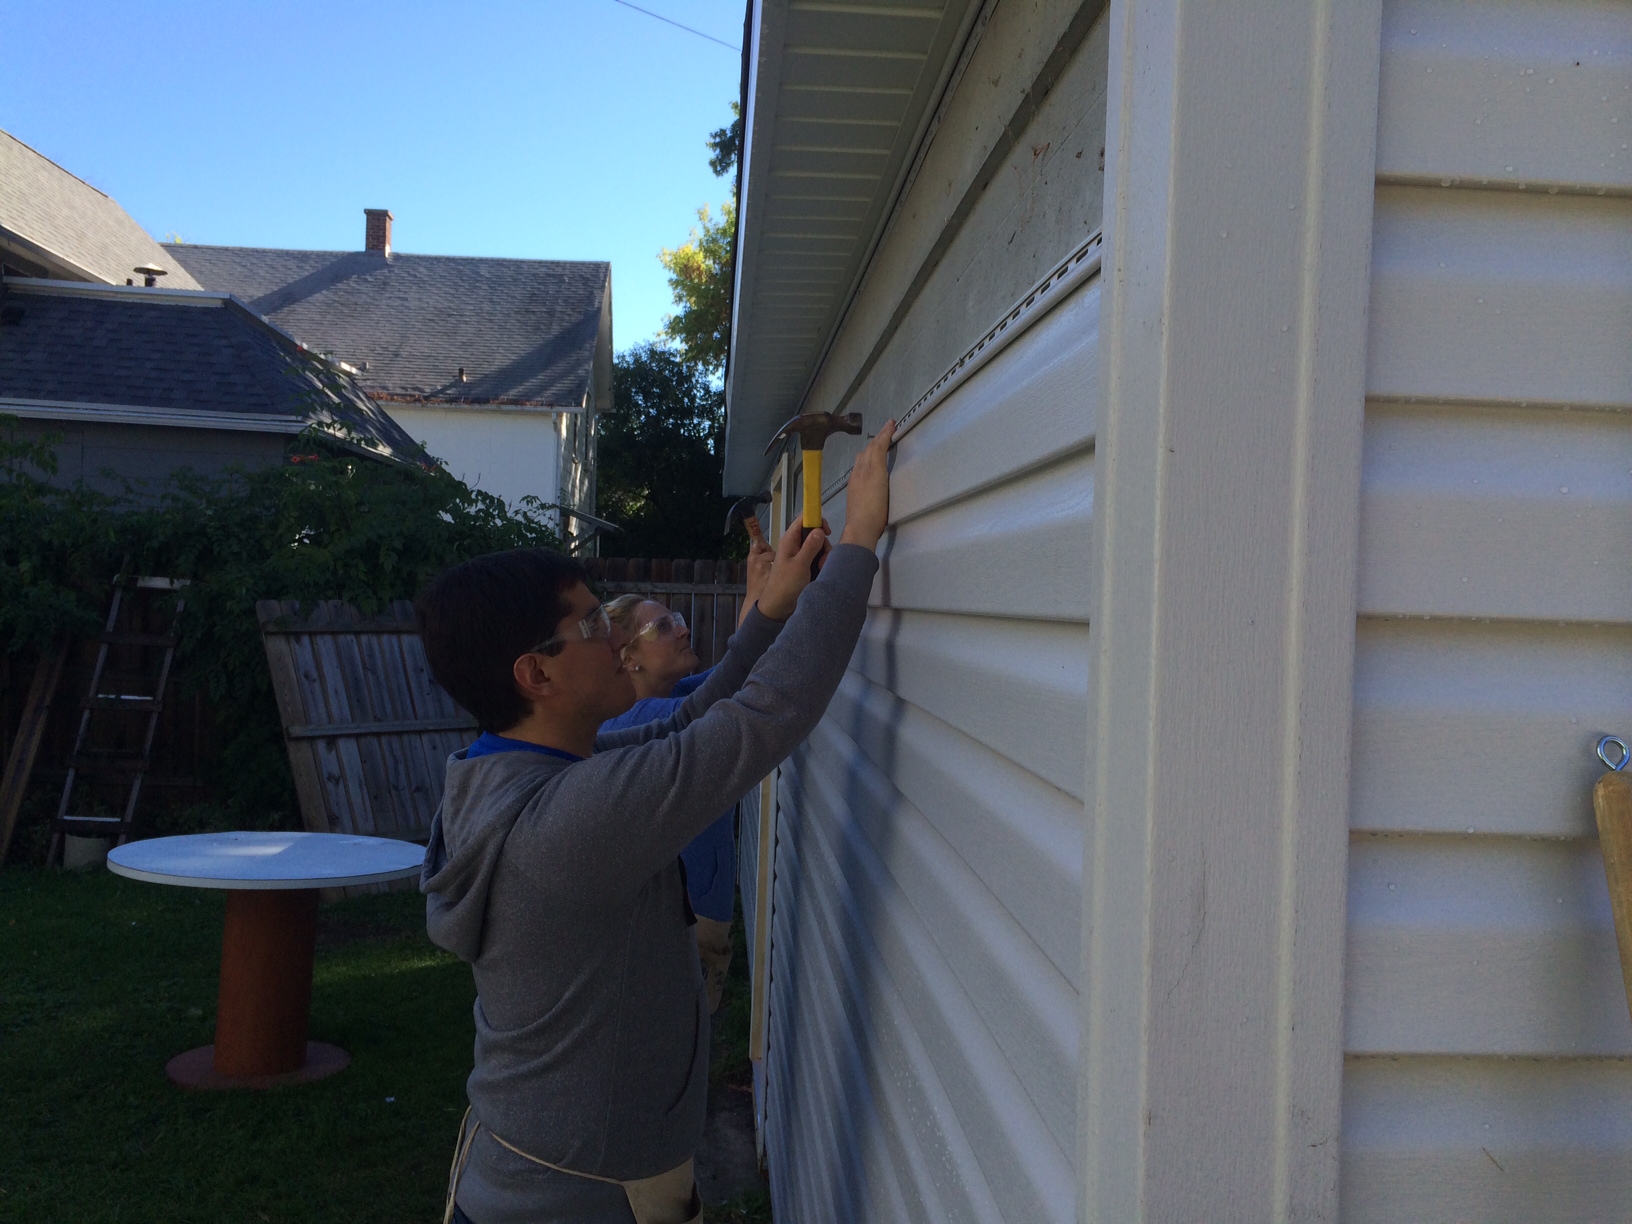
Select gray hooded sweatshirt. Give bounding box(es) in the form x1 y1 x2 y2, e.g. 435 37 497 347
423 543 879 1224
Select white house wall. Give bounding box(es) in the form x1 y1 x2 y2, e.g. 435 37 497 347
386 406 565 517
1344 0 1632 1217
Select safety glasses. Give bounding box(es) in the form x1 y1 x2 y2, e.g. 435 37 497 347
529 604 613 656
632 610 687 643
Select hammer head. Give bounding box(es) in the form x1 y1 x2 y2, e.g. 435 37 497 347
724 491 772 535
763 411 864 456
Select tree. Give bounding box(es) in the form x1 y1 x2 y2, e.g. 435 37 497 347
657 202 735 374
598 344 734 559
658 102 741 374
707 102 742 178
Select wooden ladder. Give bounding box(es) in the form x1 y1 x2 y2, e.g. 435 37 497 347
48 576 189 864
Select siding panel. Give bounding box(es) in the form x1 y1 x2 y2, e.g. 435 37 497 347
1342 1057 1632 1223
1346 833 1632 1055
1352 619 1632 837
805 713 1080 1141
1367 188 1632 408
751 267 1099 1222
852 611 1089 802
781 750 1074 1223
886 276 1099 524
1358 403 1632 621
1347 1 1632 1217
769 772 1001 1223
877 449 1093 622
1376 0 1632 193
823 671 1084 984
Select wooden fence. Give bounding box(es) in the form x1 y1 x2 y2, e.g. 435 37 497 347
254 561 745 843
0 558 748 860
257 599 475 843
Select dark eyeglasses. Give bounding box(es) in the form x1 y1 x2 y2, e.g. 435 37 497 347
528 604 612 656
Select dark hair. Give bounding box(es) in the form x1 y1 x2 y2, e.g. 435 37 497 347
414 548 588 732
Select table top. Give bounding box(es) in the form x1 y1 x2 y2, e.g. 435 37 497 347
106 832 425 891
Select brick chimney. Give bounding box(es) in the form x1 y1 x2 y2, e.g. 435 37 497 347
364 209 393 256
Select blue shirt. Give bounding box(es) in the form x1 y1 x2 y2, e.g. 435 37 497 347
464 733 584 764
599 669 737 922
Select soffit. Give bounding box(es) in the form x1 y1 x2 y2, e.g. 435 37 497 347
724 0 981 492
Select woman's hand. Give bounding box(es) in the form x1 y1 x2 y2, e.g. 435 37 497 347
739 525 774 626
839 420 895 552
757 521 830 621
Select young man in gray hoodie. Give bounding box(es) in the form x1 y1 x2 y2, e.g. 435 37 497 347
418 424 895 1224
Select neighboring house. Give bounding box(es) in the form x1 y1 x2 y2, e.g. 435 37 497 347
1 127 419 485
727 2 1632 1222
0 128 200 288
0 277 425 489
170 212 612 547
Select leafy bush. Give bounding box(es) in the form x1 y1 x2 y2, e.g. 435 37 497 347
1 416 563 828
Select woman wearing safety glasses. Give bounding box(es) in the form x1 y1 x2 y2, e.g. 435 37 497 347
599 539 772 1015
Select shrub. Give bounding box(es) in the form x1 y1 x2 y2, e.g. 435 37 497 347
1 416 564 829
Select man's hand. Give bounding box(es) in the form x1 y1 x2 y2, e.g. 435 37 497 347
739 527 774 627
839 420 895 552
757 521 829 621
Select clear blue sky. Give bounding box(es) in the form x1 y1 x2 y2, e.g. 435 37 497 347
0 0 744 349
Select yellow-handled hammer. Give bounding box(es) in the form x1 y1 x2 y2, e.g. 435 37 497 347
764 411 865 534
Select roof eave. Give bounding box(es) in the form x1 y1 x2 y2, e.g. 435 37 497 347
721 0 984 494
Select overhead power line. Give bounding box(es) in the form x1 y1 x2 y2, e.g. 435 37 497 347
610 0 740 51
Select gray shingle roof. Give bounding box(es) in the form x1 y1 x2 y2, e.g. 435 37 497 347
0 279 426 463
0 129 201 289
168 245 610 409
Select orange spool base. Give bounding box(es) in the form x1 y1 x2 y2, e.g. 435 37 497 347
169 887 347 1089
167 1041 350 1090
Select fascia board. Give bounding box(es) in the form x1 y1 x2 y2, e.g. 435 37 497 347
373 398 581 416
0 227 106 284
2 275 230 306
0 397 307 434
723 0 786 494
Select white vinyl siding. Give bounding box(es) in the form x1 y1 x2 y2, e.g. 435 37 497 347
760 274 1098 1224
1343 0 1632 1216
385 405 564 515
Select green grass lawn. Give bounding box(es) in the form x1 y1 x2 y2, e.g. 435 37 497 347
0 867 770 1222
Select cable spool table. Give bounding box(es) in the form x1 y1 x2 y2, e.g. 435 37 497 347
106 831 425 1089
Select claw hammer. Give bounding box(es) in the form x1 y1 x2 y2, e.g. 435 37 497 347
763 411 864 543
723 491 771 545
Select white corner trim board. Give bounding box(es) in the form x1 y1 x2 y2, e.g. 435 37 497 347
1081 0 1382 1218
0 397 308 434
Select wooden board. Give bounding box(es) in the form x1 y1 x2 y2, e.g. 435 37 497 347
257 600 475 843
0 641 69 864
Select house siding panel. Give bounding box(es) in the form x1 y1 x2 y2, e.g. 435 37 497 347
1344 0 1632 1216
754 269 1097 1223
